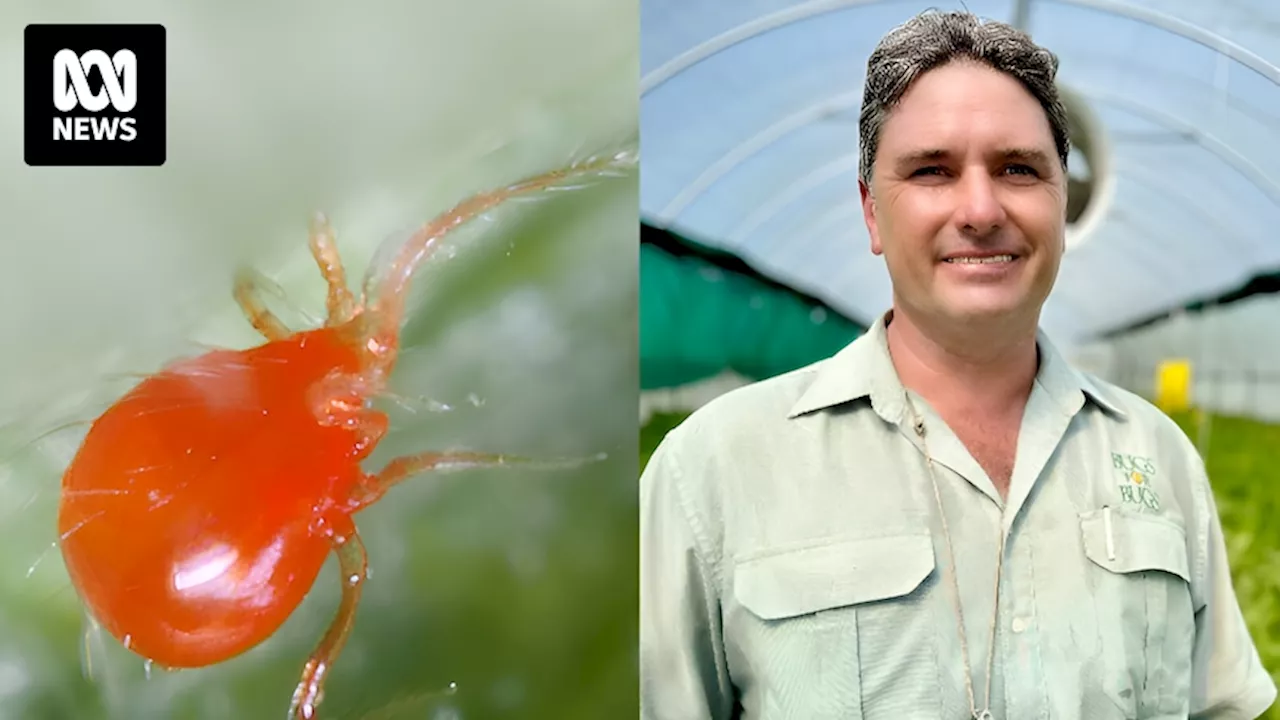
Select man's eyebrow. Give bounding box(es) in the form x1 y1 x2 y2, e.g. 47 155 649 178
892 147 1055 166
1000 147 1054 165
893 148 950 166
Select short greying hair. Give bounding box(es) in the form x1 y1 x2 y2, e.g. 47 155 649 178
858 10 1070 187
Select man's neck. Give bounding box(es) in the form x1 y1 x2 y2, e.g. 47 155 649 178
884 306 1040 418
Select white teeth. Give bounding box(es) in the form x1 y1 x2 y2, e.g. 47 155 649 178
946 254 1014 264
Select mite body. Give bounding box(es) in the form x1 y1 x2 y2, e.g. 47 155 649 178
55 150 632 719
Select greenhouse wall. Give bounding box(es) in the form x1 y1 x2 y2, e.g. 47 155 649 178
1076 294 1280 424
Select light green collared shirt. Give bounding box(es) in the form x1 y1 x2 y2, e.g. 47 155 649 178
640 311 1276 719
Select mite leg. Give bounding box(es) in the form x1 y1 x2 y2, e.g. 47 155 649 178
306 377 389 462
232 267 293 341
289 519 367 720
308 213 358 327
348 449 606 511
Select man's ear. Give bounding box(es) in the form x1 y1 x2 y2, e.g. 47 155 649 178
861 178 882 256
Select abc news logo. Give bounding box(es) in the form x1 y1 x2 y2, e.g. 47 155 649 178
54 49 140 142
25 24 166 166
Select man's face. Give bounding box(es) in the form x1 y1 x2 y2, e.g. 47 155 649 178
860 60 1067 328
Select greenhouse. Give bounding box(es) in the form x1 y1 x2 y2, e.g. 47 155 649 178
641 0 1280 424
640 0 1280 706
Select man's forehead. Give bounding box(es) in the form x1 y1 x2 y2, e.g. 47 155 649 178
877 102 1057 164
878 63 1055 148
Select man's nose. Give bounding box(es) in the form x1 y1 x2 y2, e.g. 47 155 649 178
954 170 1007 235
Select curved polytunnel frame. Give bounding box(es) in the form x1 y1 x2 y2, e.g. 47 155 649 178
640 0 1280 349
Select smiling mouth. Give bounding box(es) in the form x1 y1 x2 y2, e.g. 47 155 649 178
943 254 1016 264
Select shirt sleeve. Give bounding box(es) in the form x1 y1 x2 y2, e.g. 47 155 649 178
640 431 735 720
1188 455 1277 719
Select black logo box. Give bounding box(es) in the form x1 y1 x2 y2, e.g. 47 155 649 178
24 24 166 167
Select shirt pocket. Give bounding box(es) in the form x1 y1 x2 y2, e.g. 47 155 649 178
1079 507 1196 718
730 532 941 720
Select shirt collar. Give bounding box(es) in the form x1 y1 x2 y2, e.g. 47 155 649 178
786 309 1128 423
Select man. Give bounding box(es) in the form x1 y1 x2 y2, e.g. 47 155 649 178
640 9 1276 720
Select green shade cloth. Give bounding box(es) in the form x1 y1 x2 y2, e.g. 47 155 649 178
640 225 865 390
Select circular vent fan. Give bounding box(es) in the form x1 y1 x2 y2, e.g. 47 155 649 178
1060 85 1112 251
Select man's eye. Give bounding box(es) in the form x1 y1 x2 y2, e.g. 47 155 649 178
1005 164 1039 176
911 166 944 177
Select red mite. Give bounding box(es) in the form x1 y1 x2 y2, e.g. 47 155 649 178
55 151 631 719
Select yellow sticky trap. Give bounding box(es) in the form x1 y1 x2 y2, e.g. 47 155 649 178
1154 359 1192 413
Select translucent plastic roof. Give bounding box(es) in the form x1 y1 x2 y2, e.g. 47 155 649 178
640 0 1280 348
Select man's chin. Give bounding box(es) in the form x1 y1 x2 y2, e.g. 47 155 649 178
935 292 1034 326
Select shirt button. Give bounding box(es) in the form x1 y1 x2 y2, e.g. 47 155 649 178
1011 617 1029 633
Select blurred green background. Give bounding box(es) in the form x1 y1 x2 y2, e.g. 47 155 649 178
1 2 638 719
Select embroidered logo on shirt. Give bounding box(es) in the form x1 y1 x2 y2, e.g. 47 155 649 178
1111 452 1161 512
